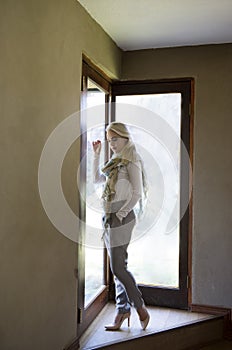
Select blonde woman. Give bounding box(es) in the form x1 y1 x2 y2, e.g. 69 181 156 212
92 122 150 331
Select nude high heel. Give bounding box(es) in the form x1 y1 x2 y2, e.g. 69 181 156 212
137 306 150 330
140 311 150 330
105 312 131 331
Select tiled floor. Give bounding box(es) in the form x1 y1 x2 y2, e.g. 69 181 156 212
79 303 216 349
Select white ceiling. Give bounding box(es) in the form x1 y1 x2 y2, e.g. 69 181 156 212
77 0 232 51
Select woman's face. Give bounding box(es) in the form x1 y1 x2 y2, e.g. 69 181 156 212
106 130 128 154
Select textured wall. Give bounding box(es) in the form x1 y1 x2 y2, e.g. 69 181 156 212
122 44 232 308
0 1 121 349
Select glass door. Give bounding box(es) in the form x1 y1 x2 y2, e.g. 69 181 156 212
77 60 111 336
84 78 106 306
112 80 193 309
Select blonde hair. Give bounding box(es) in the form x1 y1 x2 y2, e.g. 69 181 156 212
106 122 139 163
106 122 148 200
106 122 130 139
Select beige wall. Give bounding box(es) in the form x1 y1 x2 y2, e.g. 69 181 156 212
0 1 121 349
122 44 232 309
1 0 231 348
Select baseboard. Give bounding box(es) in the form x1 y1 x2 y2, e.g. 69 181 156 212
191 304 232 340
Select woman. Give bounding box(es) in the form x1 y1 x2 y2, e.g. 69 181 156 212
92 122 150 331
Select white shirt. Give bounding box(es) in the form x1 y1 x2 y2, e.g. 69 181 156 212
93 154 143 222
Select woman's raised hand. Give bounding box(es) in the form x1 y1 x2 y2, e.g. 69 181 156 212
92 140 102 155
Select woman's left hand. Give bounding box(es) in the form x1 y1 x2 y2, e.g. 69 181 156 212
92 140 102 155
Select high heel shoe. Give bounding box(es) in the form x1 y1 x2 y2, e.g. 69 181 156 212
140 311 150 330
137 306 150 330
105 311 131 331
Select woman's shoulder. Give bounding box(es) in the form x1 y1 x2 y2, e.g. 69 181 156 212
126 159 142 171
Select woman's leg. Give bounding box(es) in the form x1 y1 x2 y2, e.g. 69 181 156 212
107 211 144 312
103 221 131 313
103 210 150 329
109 243 144 311
114 276 131 314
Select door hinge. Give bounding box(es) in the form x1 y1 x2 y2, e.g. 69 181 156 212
77 308 83 324
187 275 191 289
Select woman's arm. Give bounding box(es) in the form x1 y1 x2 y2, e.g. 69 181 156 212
116 161 143 222
92 140 105 184
93 153 105 184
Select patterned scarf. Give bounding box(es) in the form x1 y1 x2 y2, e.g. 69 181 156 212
101 141 148 231
101 156 129 204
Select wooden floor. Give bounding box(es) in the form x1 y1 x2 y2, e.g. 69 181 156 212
79 303 216 350
201 340 232 350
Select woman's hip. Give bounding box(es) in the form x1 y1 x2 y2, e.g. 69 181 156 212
103 210 136 248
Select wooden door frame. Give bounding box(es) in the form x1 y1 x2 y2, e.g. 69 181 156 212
77 62 194 338
77 57 112 337
111 78 194 310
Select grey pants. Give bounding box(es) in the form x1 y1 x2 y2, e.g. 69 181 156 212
103 210 144 314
